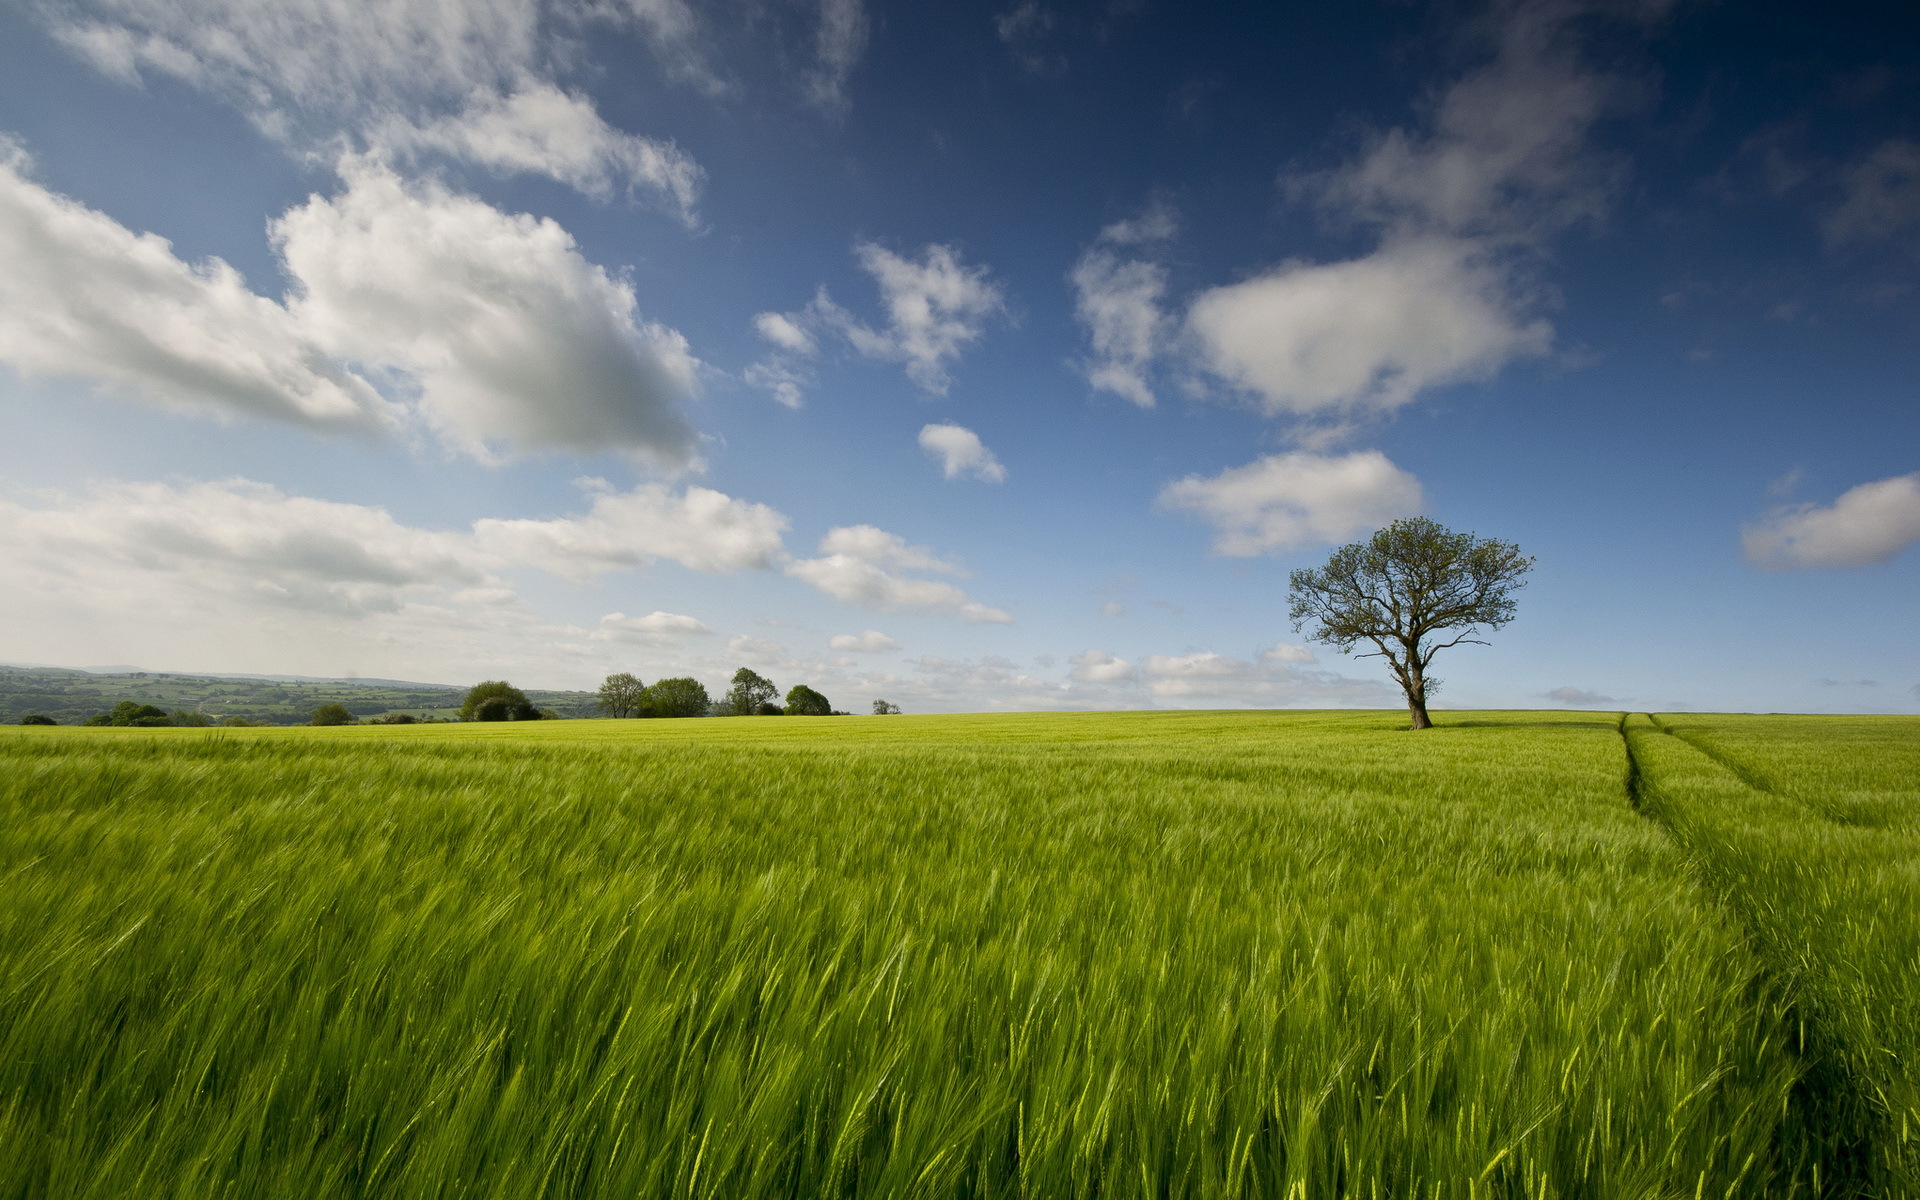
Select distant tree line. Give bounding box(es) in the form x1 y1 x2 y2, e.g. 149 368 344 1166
16 672 905 726
595 668 902 719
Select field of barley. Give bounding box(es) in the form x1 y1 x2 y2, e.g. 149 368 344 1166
2 710 1915 1198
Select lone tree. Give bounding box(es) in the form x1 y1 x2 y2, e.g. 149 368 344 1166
598 672 649 718
723 668 778 716
1288 517 1533 731
310 703 356 727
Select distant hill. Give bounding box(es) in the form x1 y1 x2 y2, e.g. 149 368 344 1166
0 665 602 725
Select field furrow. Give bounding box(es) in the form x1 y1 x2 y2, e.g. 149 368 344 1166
1625 713 1920 1198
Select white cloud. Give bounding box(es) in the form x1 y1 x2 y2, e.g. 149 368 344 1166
1182 4 1648 423
1099 201 1178 246
0 143 389 431
752 245 1002 403
918 423 1007 482
1544 686 1620 706
373 84 703 219
845 243 1003 392
785 524 1009 623
275 160 701 465
45 0 705 206
0 147 701 463
1141 650 1393 705
1186 236 1551 418
474 480 789 578
1743 473 1920 569
1261 642 1317 664
593 610 714 643
1069 648 1136 683
754 311 817 355
1159 450 1423 556
1304 6 1629 243
1099 601 1126 618
806 0 869 112
829 630 899 653
0 478 499 624
1072 249 1168 408
817 524 966 574
1826 140 1920 258
725 633 789 665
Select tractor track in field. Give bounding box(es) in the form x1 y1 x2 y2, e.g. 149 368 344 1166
1617 714 1882 1198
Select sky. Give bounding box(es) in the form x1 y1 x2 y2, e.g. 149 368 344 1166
0 0 1916 714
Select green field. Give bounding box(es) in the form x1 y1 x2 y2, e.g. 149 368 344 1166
2 711 1915 1198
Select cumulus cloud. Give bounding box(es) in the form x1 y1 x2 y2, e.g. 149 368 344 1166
0 143 389 431
474 480 788 577
787 525 1011 623
817 524 966 574
593 610 714 643
372 84 703 219
1544 686 1620 706
45 0 705 206
275 161 701 465
726 633 789 665
1183 2 1648 423
829 630 899 653
1186 237 1552 419
1159 450 1423 556
918 423 1007 482
750 243 1002 403
1743 473 1920 569
1069 648 1136 683
0 147 701 463
0 478 500 624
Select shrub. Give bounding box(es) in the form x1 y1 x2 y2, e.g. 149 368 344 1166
17 714 55 726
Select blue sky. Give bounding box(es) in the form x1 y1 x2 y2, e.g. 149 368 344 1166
0 0 1915 713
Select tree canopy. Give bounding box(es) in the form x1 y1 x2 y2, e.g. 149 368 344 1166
645 677 711 718
783 684 832 716
597 672 649 719
872 699 902 715
309 703 356 726
1288 517 1533 730
723 668 778 716
460 681 538 722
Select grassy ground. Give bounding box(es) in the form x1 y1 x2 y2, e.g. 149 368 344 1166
1627 713 1920 1197
0 710 1910 1197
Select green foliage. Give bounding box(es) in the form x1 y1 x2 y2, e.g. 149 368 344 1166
309 703 357 726
783 684 832 716
597 672 649 719
1289 516 1532 729
1 710 1894 1197
461 681 536 722
643 676 710 718
873 699 902 715
96 700 171 727
16 714 54 726
722 667 777 716
170 709 212 727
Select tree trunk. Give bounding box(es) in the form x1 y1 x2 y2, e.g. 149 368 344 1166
1404 651 1432 730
